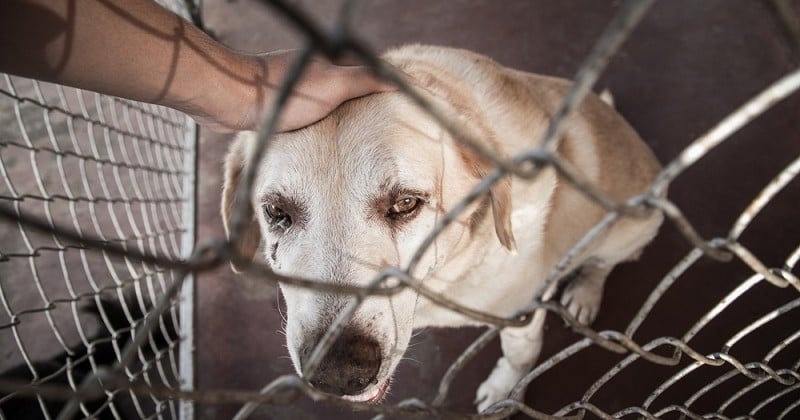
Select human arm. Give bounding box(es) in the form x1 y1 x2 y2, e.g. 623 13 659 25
0 0 396 132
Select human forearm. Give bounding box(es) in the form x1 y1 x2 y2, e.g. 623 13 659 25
1 0 396 133
1 0 257 118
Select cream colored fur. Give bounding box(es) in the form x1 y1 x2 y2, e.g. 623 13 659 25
222 45 663 412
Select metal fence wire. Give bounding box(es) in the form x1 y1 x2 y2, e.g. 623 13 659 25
1 0 799 419
0 1 197 419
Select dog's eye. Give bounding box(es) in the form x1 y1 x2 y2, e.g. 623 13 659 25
387 196 422 218
264 204 292 231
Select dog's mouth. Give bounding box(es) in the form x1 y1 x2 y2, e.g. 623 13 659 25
341 378 390 404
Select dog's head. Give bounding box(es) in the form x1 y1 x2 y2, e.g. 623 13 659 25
221 71 515 402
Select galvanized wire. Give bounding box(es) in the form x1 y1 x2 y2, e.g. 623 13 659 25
1 0 799 419
0 1 197 419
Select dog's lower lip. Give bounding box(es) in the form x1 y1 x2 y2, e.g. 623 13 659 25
342 379 390 404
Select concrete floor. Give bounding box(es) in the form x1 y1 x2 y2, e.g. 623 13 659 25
194 1 800 419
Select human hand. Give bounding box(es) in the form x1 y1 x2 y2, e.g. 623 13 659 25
191 50 397 133
0 1 395 135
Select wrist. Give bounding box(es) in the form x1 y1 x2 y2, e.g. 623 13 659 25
160 26 265 132
199 49 273 132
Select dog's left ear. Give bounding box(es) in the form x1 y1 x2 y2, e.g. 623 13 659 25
456 143 517 253
490 176 517 253
395 59 516 252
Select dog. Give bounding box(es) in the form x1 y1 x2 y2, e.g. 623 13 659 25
221 44 663 412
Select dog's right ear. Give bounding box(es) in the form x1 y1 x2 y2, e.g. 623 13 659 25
222 134 262 273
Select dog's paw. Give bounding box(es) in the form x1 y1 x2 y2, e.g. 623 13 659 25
474 358 527 413
560 276 603 325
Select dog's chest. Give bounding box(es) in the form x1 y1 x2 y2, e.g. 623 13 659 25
413 216 551 328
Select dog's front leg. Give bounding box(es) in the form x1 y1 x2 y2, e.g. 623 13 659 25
475 308 546 412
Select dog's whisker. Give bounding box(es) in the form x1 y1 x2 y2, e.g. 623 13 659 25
410 330 426 339
221 44 662 412
275 289 289 325
400 356 422 366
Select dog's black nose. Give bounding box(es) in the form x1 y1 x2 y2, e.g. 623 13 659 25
304 331 381 396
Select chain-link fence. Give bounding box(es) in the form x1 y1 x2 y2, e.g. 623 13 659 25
2 0 800 419
0 1 197 419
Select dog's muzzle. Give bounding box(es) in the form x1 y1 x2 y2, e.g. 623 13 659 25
303 328 382 397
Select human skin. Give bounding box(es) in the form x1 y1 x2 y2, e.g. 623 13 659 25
0 0 396 133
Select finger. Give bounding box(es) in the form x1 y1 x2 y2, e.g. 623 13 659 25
336 65 398 98
331 51 364 66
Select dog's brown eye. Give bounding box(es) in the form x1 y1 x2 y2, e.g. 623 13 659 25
265 204 292 231
387 196 422 218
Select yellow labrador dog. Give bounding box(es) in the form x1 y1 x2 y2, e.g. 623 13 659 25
222 45 662 411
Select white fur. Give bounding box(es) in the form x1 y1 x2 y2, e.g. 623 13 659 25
223 45 663 412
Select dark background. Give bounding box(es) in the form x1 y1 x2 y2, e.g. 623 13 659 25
194 1 800 418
